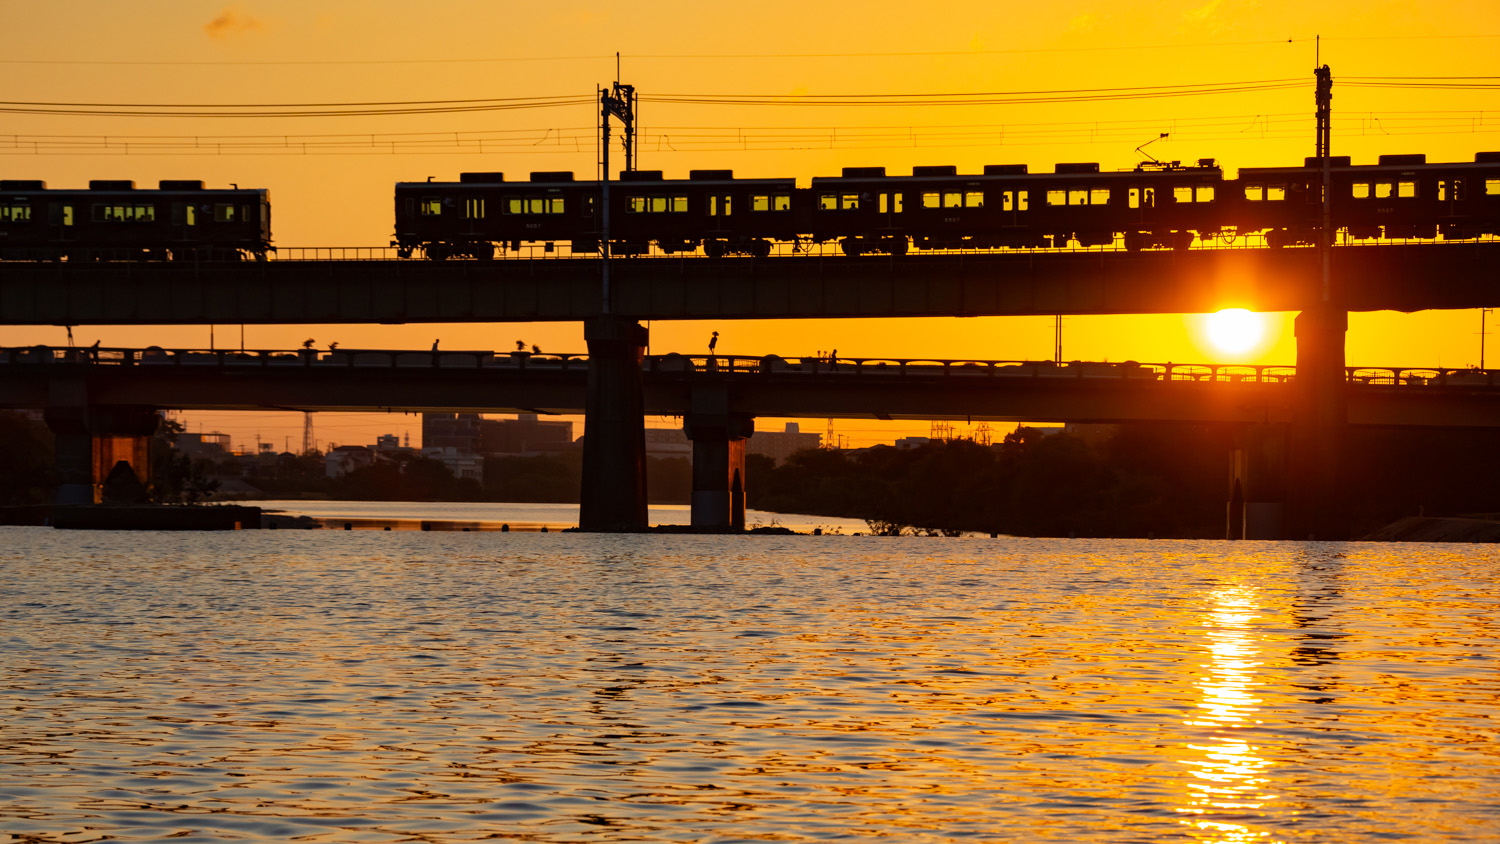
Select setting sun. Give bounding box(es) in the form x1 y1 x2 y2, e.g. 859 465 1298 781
1204 309 1266 356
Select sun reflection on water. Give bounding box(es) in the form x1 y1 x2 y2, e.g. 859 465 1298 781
1178 584 1279 843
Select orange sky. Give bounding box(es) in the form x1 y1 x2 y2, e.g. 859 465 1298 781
4 1 1499 449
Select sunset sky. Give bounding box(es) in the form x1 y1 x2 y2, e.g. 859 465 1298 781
3 0 1499 449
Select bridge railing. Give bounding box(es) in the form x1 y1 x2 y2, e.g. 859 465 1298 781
0 346 593 372
6 347 1500 391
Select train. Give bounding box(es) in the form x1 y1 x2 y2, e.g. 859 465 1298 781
3 153 1499 261
393 153 1500 258
0 180 271 261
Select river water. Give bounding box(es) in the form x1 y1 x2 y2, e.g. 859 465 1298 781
1 515 1497 842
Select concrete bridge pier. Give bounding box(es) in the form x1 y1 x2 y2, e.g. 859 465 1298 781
683 384 755 529
42 398 160 506
1227 424 1287 540
1286 305 1350 540
579 316 650 532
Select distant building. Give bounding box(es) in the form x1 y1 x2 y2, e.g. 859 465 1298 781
894 436 930 450
175 431 230 459
325 445 374 478
421 446 483 481
422 413 481 454
748 422 822 465
478 414 574 456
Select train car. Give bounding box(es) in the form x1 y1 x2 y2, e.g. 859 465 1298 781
393 171 597 259
1237 152 1500 246
609 169 798 257
0 179 271 261
395 169 801 259
807 160 1226 255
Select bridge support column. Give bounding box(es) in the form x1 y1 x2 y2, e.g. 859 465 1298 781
579 316 649 532
1227 424 1286 540
684 385 755 530
1287 305 1350 539
42 400 160 507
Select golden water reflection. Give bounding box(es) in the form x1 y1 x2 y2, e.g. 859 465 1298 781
1179 584 1278 842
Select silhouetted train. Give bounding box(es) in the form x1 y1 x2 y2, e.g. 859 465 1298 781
0 180 271 261
5 154 1499 262
394 152 1500 258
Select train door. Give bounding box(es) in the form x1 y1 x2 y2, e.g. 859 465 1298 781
708 193 732 233
49 202 75 244
1437 177 1465 219
998 189 1028 226
877 191 903 230
1128 186 1155 223
463 197 485 236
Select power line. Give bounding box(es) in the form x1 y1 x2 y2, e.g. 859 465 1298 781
0 95 594 118
642 80 1306 107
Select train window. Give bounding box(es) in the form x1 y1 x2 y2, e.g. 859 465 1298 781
1375 182 1393 199
1195 186 1214 202
754 194 791 211
840 194 859 210
1091 188 1110 205
465 198 485 219
879 193 888 213
966 191 984 207
172 203 197 225
1002 192 1014 211
922 192 940 209
819 194 838 211
1244 185 1264 201
214 204 236 222
421 198 442 216
1173 186 1194 204
626 196 645 213
1046 190 1065 206
1267 185 1287 201
1352 182 1370 199
1018 191 1028 210
1067 189 1088 205
1488 179 1500 195
0 204 31 222
1398 181 1417 198
58 204 74 226
672 196 688 213
941 192 959 208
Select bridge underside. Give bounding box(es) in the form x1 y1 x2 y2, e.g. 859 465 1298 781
2 243 1497 325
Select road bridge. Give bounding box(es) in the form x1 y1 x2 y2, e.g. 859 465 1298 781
9 345 1500 537
6 346 1500 426
2 242 1497 325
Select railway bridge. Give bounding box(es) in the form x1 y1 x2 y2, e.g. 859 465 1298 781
5 240 1500 537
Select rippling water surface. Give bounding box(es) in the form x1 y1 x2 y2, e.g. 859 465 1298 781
2 528 1497 842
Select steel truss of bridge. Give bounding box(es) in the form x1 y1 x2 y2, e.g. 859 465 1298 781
5 346 1500 429
2 242 1499 326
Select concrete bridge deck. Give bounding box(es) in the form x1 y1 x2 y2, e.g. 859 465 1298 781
2 242 1497 325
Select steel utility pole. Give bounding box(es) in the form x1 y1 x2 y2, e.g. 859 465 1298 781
598 77 636 315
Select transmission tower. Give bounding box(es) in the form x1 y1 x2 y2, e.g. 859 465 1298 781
301 412 313 455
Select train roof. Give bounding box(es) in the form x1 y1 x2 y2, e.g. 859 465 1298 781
1238 153 1500 177
0 180 266 194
